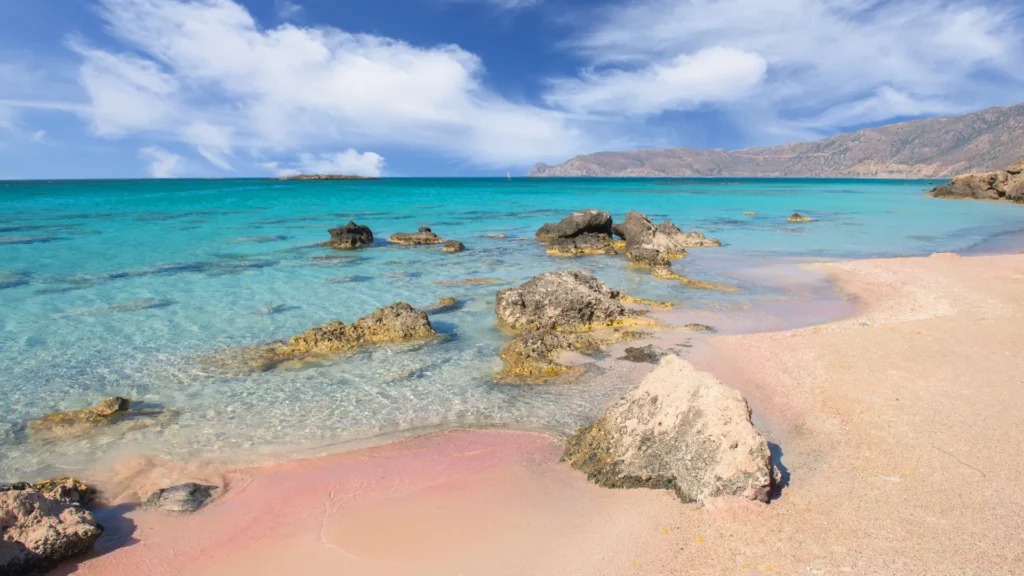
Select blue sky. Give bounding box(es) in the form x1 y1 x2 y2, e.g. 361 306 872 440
1 0 1023 179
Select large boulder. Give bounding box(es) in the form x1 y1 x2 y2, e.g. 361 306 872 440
617 211 720 266
388 227 444 245
930 159 1024 203
0 488 103 575
325 221 374 249
27 397 131 439
535 210 613 240
145 483 218 513
494 271 634 331
564 355 777 503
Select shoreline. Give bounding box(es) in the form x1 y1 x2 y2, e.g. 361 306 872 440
53 249 1024 575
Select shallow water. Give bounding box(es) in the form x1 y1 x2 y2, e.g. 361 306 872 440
2 177 1023 480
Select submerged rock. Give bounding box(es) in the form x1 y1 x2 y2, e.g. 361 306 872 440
621 344 667 364
929 159 1024 203
544 233 617 257
787 213 813 222
494 271 640 332
435 277 501 286
564 355 777 503
496 330 602 382
651 266 739 292
388 227 444 245
442 240 465 253
325 221 374 249
535 209 613 241
27 397 132 439
424 297 461 314
0 489 103 575
145 483 219 513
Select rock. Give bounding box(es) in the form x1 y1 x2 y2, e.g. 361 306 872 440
621 345 667 364
424 297 461 314
24 478 94 507
617 211 720 267
482 234 508 239
27 397 132 439
442 240 465 253
144 483 218 513
544 233 617 257
742 211 757 215
564 355 777 503
787 213 813 222
494 271 640 332
611 211 655 243
929 159 1024 203
496 330 602 382
221 303 436 372
619 296 673 310
388 227 444 245
651 266 739 292
325 221 374 249
682 323 716 333
535 210 613 240
0 489 102 575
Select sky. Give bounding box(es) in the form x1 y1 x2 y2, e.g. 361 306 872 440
1 0 1023 179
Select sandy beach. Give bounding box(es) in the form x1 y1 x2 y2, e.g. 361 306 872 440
56 252 1024 575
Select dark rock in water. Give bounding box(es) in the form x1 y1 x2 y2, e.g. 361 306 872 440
496 329 601 382
325 221 373 249
442 240 465 253
929 159 1024 203
787 213 813 222
495 271 645 332
682 323 716 333
617 211 719 267
0 489 103 575
621 345 667 364
324 275 374 284
145 483 219 513
535 210 612 240
27 397 132 439
564 356 777 504
544 233 617 257
388 227 444 245
612 211 655 243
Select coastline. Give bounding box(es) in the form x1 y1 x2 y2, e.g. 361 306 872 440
56 249 1024 575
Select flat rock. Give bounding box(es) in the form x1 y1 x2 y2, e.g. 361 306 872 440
144 483 219 513
564 355 777 503
535 210 612 240
544 233 617 257
787 213 813 222
388 227 444 245
325 221 373 249
442 240 465 253
27 397 132 439
0 489 102 575
494 271 636 331
621 344 666 364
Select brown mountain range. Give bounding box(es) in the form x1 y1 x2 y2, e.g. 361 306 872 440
529 103 1024 179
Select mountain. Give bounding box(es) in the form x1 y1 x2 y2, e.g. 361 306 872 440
529 104 1024 179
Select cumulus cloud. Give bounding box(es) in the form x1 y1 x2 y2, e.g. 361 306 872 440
545 47 767 116
61 0 586 170
557 0 1024 133
270 149 386 177
139 146 184 177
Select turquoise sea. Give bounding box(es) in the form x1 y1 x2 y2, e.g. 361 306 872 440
2 177 1023 480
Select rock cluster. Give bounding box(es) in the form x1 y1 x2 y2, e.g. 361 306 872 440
145 483 218 513
218 303 436 373
388 227 444 245
0 484 102 575
929 159 1024 203
325 221 374 249
564 355 778 503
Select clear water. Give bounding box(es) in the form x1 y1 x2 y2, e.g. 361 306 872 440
2 177 1022 480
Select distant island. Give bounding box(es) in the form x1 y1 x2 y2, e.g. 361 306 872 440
530 103 1024 179
274 174 377 181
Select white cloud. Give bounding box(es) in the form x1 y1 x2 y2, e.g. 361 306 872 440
545 47 767 116
270 149 386 177
274 0 303 21
558 0 1024 132
59 0 586 169
139 146 184 177
451 0 541 9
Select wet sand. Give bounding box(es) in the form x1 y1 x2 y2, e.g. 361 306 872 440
60 252 1024 575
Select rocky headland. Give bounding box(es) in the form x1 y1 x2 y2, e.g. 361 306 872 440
929 159 1024 203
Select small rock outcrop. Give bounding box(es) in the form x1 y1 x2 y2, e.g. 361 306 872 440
424 297 460 314
787 213 813 222
145 483 219 513
615 211 720 267
929 159 1024 203
0 488 102 575
545 234 617 257
442 240 465 253
218 303 436 372
27 397 132 439
494 271 637 332
535 210 613 241
621 344 667 364
325 221 374 249
564 355 777 503
496 330 601 382
388 227 444 245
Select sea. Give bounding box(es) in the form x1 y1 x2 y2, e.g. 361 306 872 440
2 177 1022 481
